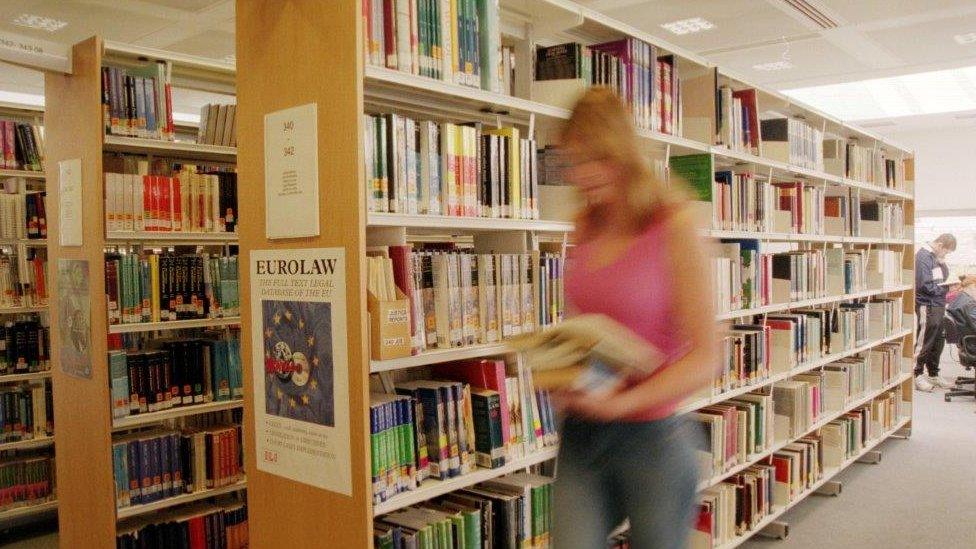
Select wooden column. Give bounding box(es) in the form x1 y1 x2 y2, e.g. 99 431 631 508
45 37 117 548
236 1 371 547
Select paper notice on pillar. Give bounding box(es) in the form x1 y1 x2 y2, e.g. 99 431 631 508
264 103 320 239
57 259 92 379
250 247 350 494
59 158 82 246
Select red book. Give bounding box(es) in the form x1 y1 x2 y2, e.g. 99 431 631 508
388 245 418 352
171 176 182 231
148 175 159 232
4 121 15 169
188 516 207 549
160 176 172 231
383 0 397 69
164 83 174 139
731 88 760 152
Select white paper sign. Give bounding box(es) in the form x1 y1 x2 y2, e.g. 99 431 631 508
59 158 82 246
0 30 72 74
250 247 350 494
264 103 320 239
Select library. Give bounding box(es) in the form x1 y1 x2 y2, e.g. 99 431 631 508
0 0 972 547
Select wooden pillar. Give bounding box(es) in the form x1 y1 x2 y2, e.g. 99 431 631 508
236 1 371 547
45 37 117 548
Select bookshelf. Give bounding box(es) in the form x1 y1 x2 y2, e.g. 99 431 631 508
232 1 917 547
0 100 55 528
46 38 244 546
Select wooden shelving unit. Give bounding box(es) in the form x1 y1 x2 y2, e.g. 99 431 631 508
0 101 55 528
46 38 244 546
231 1 917 547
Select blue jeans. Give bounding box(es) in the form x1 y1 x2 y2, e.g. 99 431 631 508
553 415 700 549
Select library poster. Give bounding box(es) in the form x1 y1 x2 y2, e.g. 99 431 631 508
250 247 351 494
57 259 92 379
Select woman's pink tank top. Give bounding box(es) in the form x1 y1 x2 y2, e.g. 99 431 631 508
564 217 688 421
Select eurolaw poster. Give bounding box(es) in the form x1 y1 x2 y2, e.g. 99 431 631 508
250 247 351 494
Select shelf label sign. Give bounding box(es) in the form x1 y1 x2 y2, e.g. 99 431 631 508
59 158 82 246
57 259 92 380
250 247 351 494
264 103 320 239
0 30 71 74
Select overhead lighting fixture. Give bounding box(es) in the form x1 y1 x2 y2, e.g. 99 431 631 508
784 64 976 121
954 33 976 45
753 61 793 71
660 17 714 36
12 13 67 33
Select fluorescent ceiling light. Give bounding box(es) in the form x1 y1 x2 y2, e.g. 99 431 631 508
660 17 714 36
784 64 976 121
753 61 793 71
954 33 976 45
12 14 67 33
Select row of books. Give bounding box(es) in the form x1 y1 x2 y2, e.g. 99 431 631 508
0 453 54 513
370 357 557 504
0 251 47 309
103 168 239 234
363 0 503 93
108 337 243 419
716 302 904 394
364 114 540 219
534 41 681 135
105 252 240 325
102 63 175 141
0 319 51 376
760 118 824 172
375 472 554 549
716 87 758 155
0 120 43 172
111 424 243 509
0 381 51 442
693 389 906 548
832 142 905 189
714 243 899 313
197 104 237 147
373 246 564 355
0 190 46 241
116 501 248 549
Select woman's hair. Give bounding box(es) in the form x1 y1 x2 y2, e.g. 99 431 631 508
560 87 686 241
959 274 976 288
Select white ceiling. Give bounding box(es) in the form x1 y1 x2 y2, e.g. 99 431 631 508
3 0 976 132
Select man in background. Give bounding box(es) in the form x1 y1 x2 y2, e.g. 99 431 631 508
915 233 957 391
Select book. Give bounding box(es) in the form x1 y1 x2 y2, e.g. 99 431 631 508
508 313 666 395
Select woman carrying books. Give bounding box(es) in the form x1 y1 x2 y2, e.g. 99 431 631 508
551 88 718 548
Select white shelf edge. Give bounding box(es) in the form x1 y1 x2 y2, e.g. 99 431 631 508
716 285 913 321
706 230 912 245
367 213 574 233
678 328 913 415
0 370 52 384
0 499 58 522
371 343 511 373
112 400 243 430
108 317 241 334
103 135 237 159
372 446 559 516
714 415 911 549
115 479 247 521
697 372 912 491
0 169 45 180
0 435 55 453
0 305 48 314
105 231 239 243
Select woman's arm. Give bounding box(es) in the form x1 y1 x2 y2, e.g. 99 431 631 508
568 205 720 420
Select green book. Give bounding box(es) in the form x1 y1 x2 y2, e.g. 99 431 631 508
669 153 713 201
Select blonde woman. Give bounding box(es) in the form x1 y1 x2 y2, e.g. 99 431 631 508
553 88 718 548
